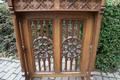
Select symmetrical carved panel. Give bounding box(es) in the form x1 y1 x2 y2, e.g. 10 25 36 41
61 19 83 71
14 0 54 10
13 0 101 11
60 0 101 10
31 19 54 72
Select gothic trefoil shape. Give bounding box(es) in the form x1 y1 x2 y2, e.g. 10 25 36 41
29 0 41 9
16 0 28 9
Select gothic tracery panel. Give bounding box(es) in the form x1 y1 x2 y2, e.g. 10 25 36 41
30 19 54 72
61 19 83 72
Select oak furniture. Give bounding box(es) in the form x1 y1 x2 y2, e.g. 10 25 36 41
7 0 105 80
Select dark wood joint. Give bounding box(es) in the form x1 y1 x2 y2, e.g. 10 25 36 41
99 6 105 14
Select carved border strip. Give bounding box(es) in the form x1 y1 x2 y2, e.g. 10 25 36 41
14 0 54 10
7 0 105 13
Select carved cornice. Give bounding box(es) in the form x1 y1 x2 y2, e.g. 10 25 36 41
7 0 105 12
14 0 54 10
60 0 101 10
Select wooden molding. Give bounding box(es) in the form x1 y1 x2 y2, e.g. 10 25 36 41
6 0 105 12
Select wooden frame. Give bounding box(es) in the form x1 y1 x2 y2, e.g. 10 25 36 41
7 0 105 80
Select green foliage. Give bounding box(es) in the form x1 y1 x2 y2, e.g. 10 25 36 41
107 0 120 6
0 4 16 58
96 2 120 72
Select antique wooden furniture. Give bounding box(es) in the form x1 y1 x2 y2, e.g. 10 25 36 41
7 0 105 80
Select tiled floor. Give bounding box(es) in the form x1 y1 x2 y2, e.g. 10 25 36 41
0 58 120 80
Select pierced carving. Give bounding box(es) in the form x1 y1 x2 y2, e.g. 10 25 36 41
31 19 54 72
33 36 54 72
14 0 101 11
60 0 101 10
62 37 81 58
30 0 41 9
15 0 54 10
33 36 53 59
16 0 28 9
44 0 54 9
10 0 102 11
61 19 83 71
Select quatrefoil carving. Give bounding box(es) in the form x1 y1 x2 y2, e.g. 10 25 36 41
33 37 53 59
62 38 82 58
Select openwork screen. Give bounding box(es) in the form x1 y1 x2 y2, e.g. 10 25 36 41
30 19 54 72
14 0 101 11
30 18 83 72
60 0 101 10
61 19 83 72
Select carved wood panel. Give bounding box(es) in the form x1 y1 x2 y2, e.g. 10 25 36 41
60 0 101 10
61 19 83 72
13 0 101 11
14 0 54 10
7 0 105 79
30 19 54 72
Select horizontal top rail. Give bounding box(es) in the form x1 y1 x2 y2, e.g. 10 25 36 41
7 0 105 13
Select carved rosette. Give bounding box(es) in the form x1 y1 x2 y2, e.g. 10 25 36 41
62 37 81 59
33 37 53 59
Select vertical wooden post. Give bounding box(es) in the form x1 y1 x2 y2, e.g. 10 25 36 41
22 17 35 79
12 15 28 79
90 13 102 71
80 16 94 79
53 17 61 73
